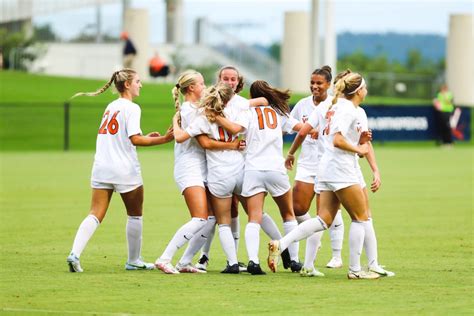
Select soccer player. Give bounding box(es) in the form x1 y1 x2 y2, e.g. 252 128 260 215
268 71 383 279
154 70 239 274
66 68 174 273
217 80 302 275
194 66 292 272
287 65 344 276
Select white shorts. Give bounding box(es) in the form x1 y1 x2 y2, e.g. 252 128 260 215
241 170 291 197
91 181 142 194
314 177 321 195
316 181 359 192
174 164 206 194
208 173 244 198
294 164 317 184
356 167 367 189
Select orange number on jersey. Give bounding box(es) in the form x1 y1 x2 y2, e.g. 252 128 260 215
98 110 120 135
322 110 335 135
255 107 278 130
218 126 233 142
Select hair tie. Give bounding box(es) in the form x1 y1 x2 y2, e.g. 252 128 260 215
175 83 180 89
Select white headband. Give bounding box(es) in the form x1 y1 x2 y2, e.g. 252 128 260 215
347 78 366 95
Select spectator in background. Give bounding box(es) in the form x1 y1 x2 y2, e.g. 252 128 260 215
433 84 454 146
149 51 171 78
121 31 137 68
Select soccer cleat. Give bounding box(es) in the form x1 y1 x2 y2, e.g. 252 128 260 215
195 254 209 271
267 240 281 273
326 257 343 269
221 263 240 274
290 260 303 272
176 262 206 273
247 261 266 275
347 270 380 280
125 259 155 270
281 248 291 270
300 267 325 277
238 261 247 272
369 265 395 277
67 253 83 273
155 260 180 274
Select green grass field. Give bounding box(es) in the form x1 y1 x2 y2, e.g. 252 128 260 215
0 71 473 314
0 147 472 315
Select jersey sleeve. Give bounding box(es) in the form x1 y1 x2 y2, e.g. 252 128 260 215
290 101 302 120
306 108 319 129
331 107 354 136
127 104 143 137
185 115 210 137
233 109 251 132
281 114 300 134
358 107 369 131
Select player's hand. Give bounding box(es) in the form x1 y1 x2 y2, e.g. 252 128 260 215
238 140 246 151
371 170 381 193
285 153 295 170
359 130 372 144
309 129 319 139
147 131 161 137
164 126 174 141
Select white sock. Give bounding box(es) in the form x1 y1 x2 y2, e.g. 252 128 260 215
179 216 216 265
245 222 261 264
282 220 299 261
159 217 207 262
261 212 282 240
329 209 344 259
71 215 100 257
363 218 379 268
200 221 216 259
231 216 240 253
126 216 143 263
296 212 312 224
280 216 328 251
348 221 365 272
303 231 323 269
218 224 238 265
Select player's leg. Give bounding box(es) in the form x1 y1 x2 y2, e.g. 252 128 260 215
67 187 113 272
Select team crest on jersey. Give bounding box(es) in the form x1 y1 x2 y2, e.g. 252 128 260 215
302 115 308 123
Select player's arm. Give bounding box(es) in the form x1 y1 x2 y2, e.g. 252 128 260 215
215 115 244 135
130 127 174 146
285 122 313 170
195 134 241 150
249 97 269 107
172 113 192 143
364 141 381 192
334 132 369 156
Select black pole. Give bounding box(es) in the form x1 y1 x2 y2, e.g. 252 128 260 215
64 101 70 151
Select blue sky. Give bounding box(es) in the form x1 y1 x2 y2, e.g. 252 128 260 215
34 0 473 44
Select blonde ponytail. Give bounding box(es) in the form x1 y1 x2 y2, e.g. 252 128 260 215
70 69 136 100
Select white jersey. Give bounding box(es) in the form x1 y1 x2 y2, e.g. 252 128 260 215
318 98 363 183
228 94 250 114
292 95 332 171
186 107 249 181
306 98 332 166
244 106 299 173
91 98 142 185
175 101 207 181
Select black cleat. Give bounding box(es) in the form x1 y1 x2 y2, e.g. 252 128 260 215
290 260 303 272
281 248 291 269
221 263 240 274
195 254 209 271
247 261 266 275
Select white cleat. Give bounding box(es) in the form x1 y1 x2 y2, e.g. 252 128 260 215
369 265 395 277
326 257 343 269
67 253 83 273
347 270 380 280
155 260 180 274
176 262 207 273
300 267 325 277
267 240 281 273
125 259 155 270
